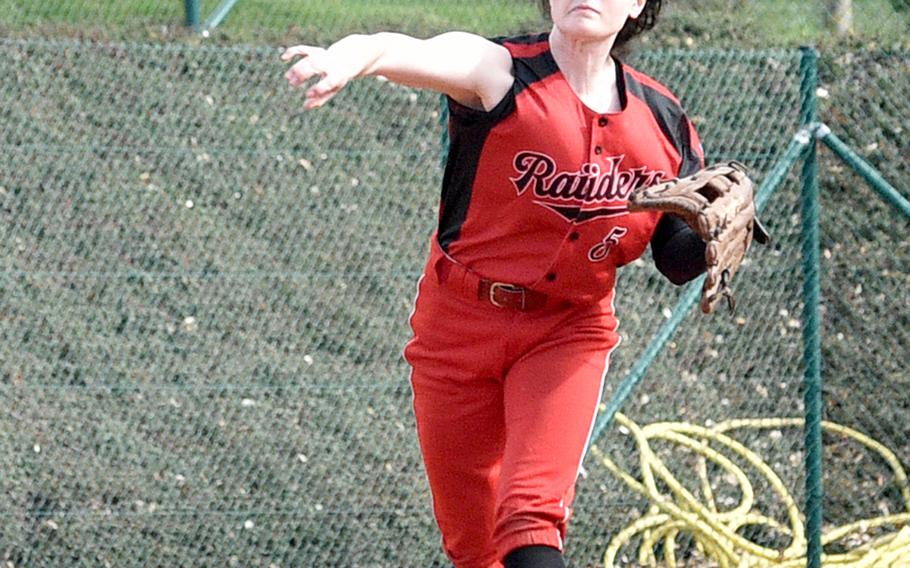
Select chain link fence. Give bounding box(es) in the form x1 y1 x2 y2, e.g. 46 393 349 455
1 2 908 567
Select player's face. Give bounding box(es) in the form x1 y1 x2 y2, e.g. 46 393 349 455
548 0 647 41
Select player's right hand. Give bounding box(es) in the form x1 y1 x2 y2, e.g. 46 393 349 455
281 42 362 110
281 32 513 113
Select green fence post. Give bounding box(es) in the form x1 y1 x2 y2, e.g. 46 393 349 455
184 0 200 30
799 46 824 568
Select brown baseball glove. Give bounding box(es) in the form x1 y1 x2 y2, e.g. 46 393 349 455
628 161 770 314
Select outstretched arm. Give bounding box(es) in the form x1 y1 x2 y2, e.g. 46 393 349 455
282 32 513 111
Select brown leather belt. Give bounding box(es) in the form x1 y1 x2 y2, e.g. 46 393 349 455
434 248 550 312
477 280 548 311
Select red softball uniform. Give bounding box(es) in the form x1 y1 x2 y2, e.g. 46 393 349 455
405 32 703 568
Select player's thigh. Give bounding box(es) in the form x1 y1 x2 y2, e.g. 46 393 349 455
405 273 508 467
498 325 617 512
410 367 506 473
404 259 511 466
405 276 512 565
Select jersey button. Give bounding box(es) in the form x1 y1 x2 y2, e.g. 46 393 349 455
594 146 603 155
569 232 580 241
598 117 608 127
545 273 557 282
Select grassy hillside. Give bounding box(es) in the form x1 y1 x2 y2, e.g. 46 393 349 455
0 0 907 47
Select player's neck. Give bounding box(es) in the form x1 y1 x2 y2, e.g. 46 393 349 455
549 27 620 113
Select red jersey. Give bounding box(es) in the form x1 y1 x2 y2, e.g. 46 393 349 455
437 32 704 305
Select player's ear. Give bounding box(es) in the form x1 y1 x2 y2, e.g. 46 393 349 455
628 0 647 20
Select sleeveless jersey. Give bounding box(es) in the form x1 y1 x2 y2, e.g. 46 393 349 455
437 32 704 305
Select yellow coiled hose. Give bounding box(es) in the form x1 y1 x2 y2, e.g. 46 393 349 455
590 413 910 567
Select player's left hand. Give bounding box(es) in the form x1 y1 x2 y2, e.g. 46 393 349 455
628 161 770 314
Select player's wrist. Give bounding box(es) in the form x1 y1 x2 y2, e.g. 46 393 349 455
326 33 379 80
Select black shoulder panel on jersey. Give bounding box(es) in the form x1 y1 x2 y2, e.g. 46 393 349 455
490 32 559 96
437 106 512 252
446 33 552 125
624 72 701 177
513 50 560 97
437 33 556 251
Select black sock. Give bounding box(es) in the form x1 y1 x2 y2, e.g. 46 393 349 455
503 545 566 568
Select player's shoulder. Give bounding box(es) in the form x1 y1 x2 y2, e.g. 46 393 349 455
488 32 551 59
620 61 685 108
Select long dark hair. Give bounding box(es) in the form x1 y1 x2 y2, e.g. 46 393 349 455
537 0 663 49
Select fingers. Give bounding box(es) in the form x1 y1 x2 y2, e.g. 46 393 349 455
303 76 345 109
284 58 338 108
285 57 320 88
280 44 321 62
281 45 346 109
282 45 327 88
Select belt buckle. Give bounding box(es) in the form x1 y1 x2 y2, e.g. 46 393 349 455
489 282 525 310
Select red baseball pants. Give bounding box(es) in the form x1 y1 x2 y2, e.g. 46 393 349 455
404 241 620 568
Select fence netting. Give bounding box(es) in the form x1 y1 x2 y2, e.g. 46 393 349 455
1 3 908 568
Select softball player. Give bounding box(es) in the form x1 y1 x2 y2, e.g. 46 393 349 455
283 1 706 566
